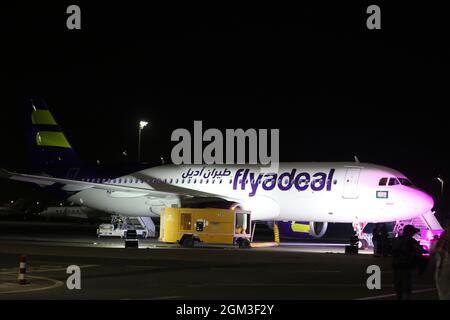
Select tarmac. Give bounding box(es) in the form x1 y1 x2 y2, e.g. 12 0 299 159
0 221 440 300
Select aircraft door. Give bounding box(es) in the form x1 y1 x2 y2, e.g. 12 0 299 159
342 168 361 199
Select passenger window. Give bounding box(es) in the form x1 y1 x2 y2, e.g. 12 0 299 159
388 178 400 186
379 177 388 186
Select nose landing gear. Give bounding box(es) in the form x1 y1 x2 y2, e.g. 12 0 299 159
352 222 368 250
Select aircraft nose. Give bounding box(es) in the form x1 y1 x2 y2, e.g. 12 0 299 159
407 188 435 214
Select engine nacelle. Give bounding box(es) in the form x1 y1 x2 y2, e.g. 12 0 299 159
309 221 328 238
276 221 328 239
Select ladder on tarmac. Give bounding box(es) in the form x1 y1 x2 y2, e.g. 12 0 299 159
393 211 444 249
394 211 443 235
110 215 157 238
137 217 157 238
124 216 156 238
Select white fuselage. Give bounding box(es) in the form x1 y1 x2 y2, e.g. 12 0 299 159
68 162 434 223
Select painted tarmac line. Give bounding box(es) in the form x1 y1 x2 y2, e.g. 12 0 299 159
0 275 63 294
127 265 165 269
0 264 99 275
148 296 184 300
188 283 370 288
191 283 433 288
279 243 368 250
355 288 437 300
209 268 341 273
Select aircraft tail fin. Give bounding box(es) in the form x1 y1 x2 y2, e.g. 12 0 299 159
26 96 81 170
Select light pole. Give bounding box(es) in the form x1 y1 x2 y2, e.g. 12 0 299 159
436 177 445 220
138 121 148 163
437 177 444 199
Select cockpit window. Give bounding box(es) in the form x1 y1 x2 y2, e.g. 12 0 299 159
388 178 400 186
398 178 413 186
379 177 388 186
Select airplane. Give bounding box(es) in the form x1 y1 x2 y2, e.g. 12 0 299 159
0 199 28 218
37 205 110 222
0 97 440 248
0 205 21 217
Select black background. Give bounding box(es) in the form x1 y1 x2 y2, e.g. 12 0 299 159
0 2 449 215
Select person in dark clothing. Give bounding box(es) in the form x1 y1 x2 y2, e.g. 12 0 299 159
379 224 389 257
391 225 423 300
372 224 381 257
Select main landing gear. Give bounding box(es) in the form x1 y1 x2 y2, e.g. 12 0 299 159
352 222 368 250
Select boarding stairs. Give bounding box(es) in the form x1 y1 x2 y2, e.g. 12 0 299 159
394 211 443 235
123 216 157 238
109 215 157 238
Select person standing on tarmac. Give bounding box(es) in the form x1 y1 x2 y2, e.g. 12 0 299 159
380 224 389 257
391 225 423 300
372 224 381 257
431 226 450 300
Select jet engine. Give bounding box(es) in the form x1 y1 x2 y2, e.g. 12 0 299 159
309 221 328 238
275 221 329 239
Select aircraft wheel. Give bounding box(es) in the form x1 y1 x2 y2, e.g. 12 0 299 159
238 239 251 249
180 235 195 248
358 239 368 250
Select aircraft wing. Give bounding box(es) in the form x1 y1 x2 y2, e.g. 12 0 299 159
0 169 184 198
0 169 229 200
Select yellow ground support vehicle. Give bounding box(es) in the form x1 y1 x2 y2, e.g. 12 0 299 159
159 208 252 248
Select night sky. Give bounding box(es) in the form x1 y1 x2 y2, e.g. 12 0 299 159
1 3 449 214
